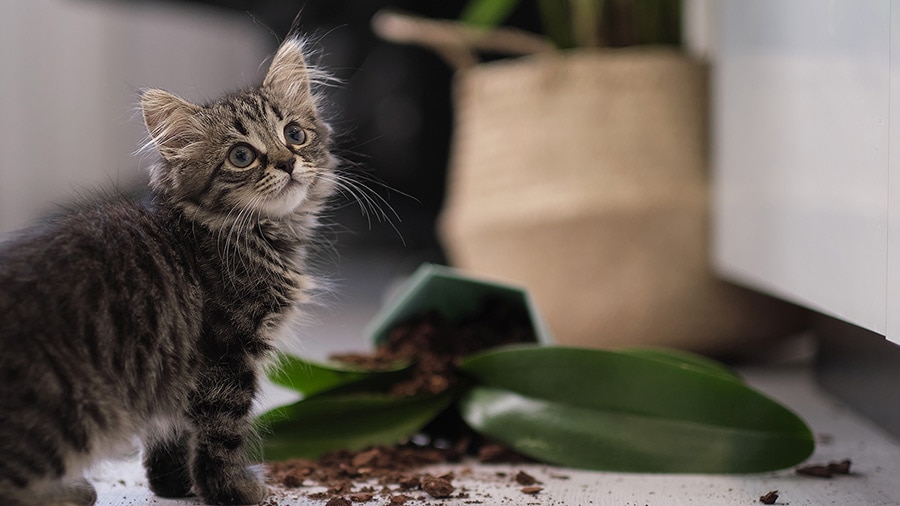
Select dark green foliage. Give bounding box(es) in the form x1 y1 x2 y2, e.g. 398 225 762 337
461 0 682 49
261 345 814 472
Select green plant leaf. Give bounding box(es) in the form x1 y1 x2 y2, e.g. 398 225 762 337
617 347 741 382
461 386 813 473
461 0 521 28
267 354 409 398
259 392 456 460
459 345 813 472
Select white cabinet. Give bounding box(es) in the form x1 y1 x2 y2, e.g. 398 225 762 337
712 0 900 342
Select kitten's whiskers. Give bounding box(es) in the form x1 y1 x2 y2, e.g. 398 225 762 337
319 171 406 245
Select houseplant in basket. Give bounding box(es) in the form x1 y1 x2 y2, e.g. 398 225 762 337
373 1 805 356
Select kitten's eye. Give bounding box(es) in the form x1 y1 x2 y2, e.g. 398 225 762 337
227 144 257 168
284 123 307 146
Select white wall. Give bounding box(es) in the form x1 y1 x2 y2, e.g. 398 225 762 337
0 0 270 235
712 0 898 340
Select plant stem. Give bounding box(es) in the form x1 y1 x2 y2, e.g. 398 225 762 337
538 0 574 49
569 0 603 47
461 0 521 28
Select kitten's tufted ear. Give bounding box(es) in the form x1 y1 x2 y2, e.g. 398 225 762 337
141 89 203 161
262 37 312 108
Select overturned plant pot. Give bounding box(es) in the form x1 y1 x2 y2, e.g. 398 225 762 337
440 47 806 355
365 263 552 346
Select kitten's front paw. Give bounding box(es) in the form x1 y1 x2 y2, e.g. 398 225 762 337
144 434 194 498
148 470 193 498
201 475 268 505
39 478 98 506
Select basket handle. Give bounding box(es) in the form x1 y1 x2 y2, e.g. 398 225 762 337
372 9 555 71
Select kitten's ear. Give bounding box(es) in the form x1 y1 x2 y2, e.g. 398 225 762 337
141 89 203 160
262 37 312 107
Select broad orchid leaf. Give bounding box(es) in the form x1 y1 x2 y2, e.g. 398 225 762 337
260 391 455 460
460 386 812 473
267 354 409 398
459 345 813 473
617 347 741 383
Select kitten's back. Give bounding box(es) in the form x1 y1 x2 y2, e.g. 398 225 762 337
0 198 202 496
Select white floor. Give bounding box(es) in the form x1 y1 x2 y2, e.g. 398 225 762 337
89 363 900 505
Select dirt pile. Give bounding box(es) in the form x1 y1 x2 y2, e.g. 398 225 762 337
265 299 541 504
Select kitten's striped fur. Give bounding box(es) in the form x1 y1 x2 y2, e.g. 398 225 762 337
0 35 337 505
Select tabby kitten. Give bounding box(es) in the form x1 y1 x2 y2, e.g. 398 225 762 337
0 34 337 505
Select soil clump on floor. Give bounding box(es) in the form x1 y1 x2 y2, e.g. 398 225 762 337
266 299 539 504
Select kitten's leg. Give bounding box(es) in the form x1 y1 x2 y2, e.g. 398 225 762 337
41 477 97 506
0 479 27 506
187 363 267 505
0 477 98 506
143 430 194 498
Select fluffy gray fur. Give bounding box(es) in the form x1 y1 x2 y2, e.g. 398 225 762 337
0 35 338 505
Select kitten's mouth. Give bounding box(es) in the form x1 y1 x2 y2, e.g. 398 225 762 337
272 177 310 213
283 177 308 196
287 171 318 193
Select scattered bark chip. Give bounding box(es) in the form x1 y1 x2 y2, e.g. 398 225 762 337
349 492 374 502
515 471 537 485
421 475 456 498
351 448 381 468
796 458 853 478
796 458 853 479
828 459 852 474
325 497 351 506
478 443 528 463
796 464 833 478
280 473 303 488
389 495 411 505
759 490 779 504
521 486 543 495
397 475 420 490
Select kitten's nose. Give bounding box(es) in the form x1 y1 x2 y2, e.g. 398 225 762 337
274 158 294 174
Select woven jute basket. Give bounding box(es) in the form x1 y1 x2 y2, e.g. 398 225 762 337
375 12 805 355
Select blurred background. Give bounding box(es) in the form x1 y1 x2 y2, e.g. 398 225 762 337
0 0 472 253
0 0 449 344
0 0 560 356
0 0 797 358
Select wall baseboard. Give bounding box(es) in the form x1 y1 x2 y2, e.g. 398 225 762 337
815 314 900 438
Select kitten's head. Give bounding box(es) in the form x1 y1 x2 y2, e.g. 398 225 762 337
141 36 336 220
